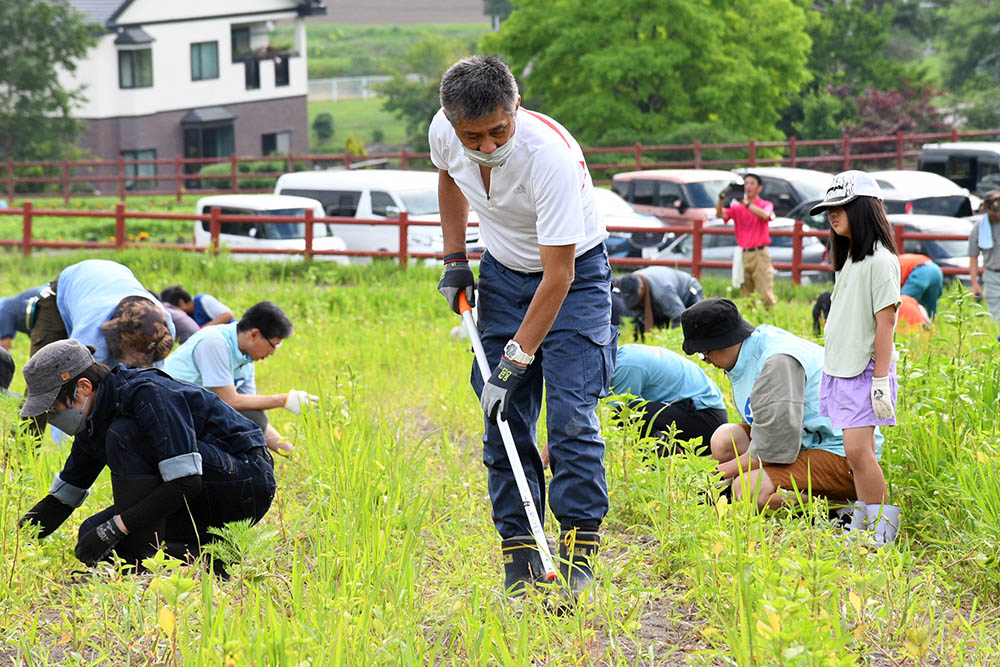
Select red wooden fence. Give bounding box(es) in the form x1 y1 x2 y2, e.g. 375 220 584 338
0 204 974 283
4 128 1000 204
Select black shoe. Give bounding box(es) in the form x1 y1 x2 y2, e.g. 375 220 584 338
558 528 600 601
501 535 545 596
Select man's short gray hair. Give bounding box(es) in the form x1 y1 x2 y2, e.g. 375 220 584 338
439 55 518 126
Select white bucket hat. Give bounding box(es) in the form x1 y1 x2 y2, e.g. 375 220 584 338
810 170 883 215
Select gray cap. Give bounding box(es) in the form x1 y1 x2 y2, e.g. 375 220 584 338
20 339 96 417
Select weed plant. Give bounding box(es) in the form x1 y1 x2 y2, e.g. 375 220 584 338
0 251 998 664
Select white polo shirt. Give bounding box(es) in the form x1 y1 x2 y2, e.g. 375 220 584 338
429 107 606 273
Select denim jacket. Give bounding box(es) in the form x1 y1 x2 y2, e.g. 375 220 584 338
47 366 265 508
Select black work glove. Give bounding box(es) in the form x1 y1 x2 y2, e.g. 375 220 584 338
437 253 476 314
481 355 528 423
20 494 75 539
75 516 127 566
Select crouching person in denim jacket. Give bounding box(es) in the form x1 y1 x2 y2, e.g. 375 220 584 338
18 339 276 568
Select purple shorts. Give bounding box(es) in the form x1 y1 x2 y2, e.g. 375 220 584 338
819 359 897 429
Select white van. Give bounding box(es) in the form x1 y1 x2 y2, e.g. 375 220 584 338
273 169 479 255
194 194 349 263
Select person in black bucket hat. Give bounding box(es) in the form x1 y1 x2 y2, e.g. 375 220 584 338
679 298 866 513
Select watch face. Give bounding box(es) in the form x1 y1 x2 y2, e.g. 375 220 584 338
504 342 519 357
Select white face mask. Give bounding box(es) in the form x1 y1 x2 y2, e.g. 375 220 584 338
462 134 517 169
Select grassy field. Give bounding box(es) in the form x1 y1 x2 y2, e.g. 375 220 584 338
308 97 411 153
276 23 490 79
1 249 999 664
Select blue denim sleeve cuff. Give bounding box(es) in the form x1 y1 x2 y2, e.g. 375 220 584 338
49 473 89 508
158 452 203 482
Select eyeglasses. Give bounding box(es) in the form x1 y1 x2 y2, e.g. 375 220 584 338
264 337 282 351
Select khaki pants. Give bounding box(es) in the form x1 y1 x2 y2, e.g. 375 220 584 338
741 247 775 308
29 280 68 358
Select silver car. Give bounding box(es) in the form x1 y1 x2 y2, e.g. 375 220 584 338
654 219 830 282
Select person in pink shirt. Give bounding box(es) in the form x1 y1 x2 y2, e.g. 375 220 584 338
715 173 776 308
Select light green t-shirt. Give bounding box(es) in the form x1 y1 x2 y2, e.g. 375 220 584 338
823 243 900 377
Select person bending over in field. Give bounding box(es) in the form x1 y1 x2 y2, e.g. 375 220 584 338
18 340 276 568
0 285 45 351
616 267 703 338
160 285 235 328
680 298 880 512
162 301 316 454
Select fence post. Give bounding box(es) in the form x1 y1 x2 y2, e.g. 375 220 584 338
398 211 409 268
6 158 13 203
304 208 314 262
634 142 642 170
174 156 182 203
951 127 958 142
842 135 851 171
893 223 905 254
694 140 702 169
117 156 126 201
789 136 797 168
210 206 221 255
343 151 352 169
896 131 905 170
748 139 756 167
21 201 33 258
287 152 295 174
115 202 126 250
691 218 703 279
230 154 239 192
62 160 70 206
791 220 803 285
400 147 409 170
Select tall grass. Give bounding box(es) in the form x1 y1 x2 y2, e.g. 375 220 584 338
1 250 998 663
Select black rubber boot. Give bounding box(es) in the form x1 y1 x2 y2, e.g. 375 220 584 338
110 475 167 567
558 528 600 601
501 535 545 595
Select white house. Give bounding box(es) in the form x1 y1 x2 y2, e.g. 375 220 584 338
64 0 326 188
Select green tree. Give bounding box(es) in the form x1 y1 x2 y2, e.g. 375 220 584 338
313 112 335 141
483 0 514 29
0 0 96 160
378 35 468 151
936 0 1000 129
480 0 813 146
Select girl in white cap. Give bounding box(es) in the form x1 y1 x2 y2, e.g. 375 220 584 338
810 170 901 547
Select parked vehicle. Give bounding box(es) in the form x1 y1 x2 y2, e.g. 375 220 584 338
731 167 832 217
611 169 734 223
194 194 348 263
653 219 829 282
887 213 973 285
918 142 1000 195
870 170 977 217
593 188 672 258
274 169 479 255
784 192 974 232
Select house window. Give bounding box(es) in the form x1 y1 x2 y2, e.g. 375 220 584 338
191 41 219 81
245 59 260 90
121 149 157 190
262 131 291 156
119 49 153 88
231 26 250 62
183 125 234 187
275 57 290 86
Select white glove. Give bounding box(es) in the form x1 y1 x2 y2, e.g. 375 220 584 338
870 376 894 420
284 390 318 415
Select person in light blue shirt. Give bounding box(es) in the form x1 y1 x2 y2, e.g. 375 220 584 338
160 286 235 327
29 260 175 368
0 285 45 350
610 344 727 455
163 301 315 453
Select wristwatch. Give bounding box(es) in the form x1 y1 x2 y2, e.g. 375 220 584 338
503 339 535 365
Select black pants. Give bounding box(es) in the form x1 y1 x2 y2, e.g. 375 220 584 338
79 445 276 560
625 398 727 456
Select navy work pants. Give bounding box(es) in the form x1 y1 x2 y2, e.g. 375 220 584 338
473 244 617 538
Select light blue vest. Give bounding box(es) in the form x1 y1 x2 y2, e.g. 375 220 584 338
727 325 882 459
161 322 255 394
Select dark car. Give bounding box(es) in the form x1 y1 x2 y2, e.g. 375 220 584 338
732 167 833 218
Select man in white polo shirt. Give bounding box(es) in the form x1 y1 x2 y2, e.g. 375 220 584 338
431 55 616 598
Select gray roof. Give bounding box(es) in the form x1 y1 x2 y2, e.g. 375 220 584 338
181 106 237 125
68 0 132 27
